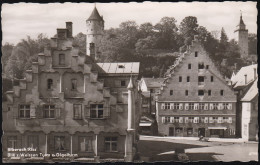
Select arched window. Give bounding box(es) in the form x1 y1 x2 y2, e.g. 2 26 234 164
47 79 53 90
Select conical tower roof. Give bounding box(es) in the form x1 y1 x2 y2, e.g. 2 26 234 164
239 14 245 25
87 6 104 21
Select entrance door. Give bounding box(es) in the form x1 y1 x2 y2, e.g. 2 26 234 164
198 128 205 137
169 127 174 136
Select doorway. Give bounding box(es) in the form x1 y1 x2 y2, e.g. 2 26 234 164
169 127 174 136
198 128 205 137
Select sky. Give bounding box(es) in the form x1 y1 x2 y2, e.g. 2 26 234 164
1 2 257 45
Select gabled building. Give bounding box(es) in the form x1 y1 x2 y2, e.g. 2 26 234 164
3 7 140 162
156 36 237 138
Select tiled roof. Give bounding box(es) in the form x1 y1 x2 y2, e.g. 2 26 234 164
96 62 140 74
241 78 258 101
87 7 104 21
143 78 164 88
231 64 257 88
141 91 151 98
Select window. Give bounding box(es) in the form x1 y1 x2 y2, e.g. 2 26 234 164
170 90 173 96
213 117 218 122
185 90 188 96
79 136 92 152
223 117 228 123
118 65 125 68
188 117 194 123
195 51 198 57
198 90 204 96
211 76 214 82
206 65 209 69
199 103 204 110
71 79 77 90
90 104 103 119
208 90 211 96
187 128 193 135
150 89 154 93
213 103 218 110
28 135 38 149
44 105 55 118
19 105 30 118
189 103 194 110
105 137 117 152
175 117 179 123
179 76 182 82
47 79 53 90
220 90 224 96
198 76 204 82
187 76 190 82
90 43 95 55
59 54 65 65
7 136 17 149
165 103 170 109
198 62 204 69
121 80 126 87
165 116 170 123
73 104 82 119
223 103 228 110
55 136 65 151
188 64 191 69
174 103 179 110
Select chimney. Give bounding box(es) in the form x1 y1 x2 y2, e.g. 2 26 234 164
66 22 73 38
234 63 237 73
254 68 257 80
244 74 247 84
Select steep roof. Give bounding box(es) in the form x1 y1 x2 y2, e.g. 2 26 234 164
231 64 257 88
241 78 258 101
87 7 104 21
239 15 245 25
96 62 140 75
142 78 164 88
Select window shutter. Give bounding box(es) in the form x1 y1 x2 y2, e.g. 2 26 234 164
170 103 174 110
30 104 36 118
103 106 110 118
37 105 43 119
204 117 208 123
179 103 183 110
84 105 90 118
55 108 61 119
204 104 208 110
185 117 189 123
209 103 214 110
13 105 18 119
170 117 174 123
179 117 183 123
161 103 165 110
194 117 199 123
228 117 232 123
162 117 165 123
218 103 223 110
228 103 232 110
194 103 199 110
209 117 213 123
185 103 189 110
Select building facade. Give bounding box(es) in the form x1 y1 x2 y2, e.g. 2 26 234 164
156 36 237 138
235 13 248 59
3 7 140 162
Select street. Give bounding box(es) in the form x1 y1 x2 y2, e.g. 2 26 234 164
137 136 258 162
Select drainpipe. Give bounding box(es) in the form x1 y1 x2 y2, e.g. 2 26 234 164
244 74 247 85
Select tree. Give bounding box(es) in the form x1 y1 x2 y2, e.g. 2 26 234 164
154 17 179 50
73 32 86 54
1 43 14 73
179 16 199 46
219 27 229 54
119 20 139 48
139 22 154 38
248 33 257 55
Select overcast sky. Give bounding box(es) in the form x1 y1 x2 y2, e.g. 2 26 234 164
1 2 257 45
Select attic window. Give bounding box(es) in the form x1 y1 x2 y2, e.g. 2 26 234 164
118 65 125 68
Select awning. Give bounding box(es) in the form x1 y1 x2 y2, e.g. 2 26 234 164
139 123 152 127
208 127 227 130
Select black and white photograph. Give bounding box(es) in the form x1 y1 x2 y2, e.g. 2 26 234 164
1 1 258 163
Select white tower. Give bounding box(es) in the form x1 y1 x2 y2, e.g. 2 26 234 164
86 6 104 60
235 13 248 59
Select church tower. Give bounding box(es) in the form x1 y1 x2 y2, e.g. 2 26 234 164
235 13 248 59
86 5 104 60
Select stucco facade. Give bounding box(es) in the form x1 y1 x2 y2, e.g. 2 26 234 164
3 8 140 162
156 36 237 138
